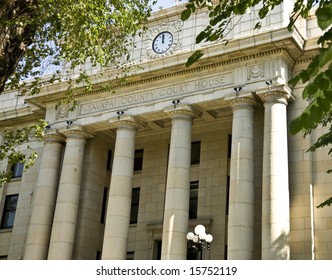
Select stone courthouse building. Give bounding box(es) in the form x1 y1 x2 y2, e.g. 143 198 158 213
0 1 331 260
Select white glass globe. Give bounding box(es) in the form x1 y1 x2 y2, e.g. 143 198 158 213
192 235 199 243
194 224 206 236
186 232 195 240
199 232 207 240
205 234 213 243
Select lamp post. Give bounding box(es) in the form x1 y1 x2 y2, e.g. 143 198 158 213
186 224 213 260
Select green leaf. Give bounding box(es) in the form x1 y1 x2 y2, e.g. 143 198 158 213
289 75 300 87
307 55 320 76
319 47 332 68
209 33 220 41
317 28 332 45
196 31 208 44
301 112 314 130
303 82 318 99
318 77 330 90
299 70 310 83
258 6 269 19
316 6 332 30
317 96 331 112
323 89 332 102
325 69 332 80
309 104 323 124
254 22 262 30
185 50 204 67
181 8 192 21
289 117 303 134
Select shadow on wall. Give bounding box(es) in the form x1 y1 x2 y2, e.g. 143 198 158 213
271 230 290 260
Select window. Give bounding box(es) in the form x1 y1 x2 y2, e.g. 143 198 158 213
153 240 162 260
134 149 144 171
228 134 232 159
189 181 199 219
106 149 112 171
126 251 135 260
11 161 24 178
100 187 108 224
226 176 230 215
130 188 140 224
96 251 102 260
1 194 19 229
191 141 201 165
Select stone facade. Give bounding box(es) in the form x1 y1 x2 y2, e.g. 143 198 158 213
0 2 331 260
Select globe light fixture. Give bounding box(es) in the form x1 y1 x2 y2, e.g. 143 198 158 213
186 224 213 256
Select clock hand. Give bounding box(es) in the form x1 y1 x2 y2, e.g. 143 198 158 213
162 34 165 44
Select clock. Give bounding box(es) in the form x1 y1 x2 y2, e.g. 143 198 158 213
145 21 183 59
152 31 173 54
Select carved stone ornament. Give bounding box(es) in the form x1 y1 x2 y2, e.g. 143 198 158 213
56 103 70 120
247 64 264 80
144 21 183 60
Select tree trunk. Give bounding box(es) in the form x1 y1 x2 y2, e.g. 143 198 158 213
0 0 37 94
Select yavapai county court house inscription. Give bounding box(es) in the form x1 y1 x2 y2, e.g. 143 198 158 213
79 73 232 116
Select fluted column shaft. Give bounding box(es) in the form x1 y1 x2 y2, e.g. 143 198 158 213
24 131 65 259
262 92 290 260
102 116 138 260
161 105 194 260
227 97 256 259
48 126 88 260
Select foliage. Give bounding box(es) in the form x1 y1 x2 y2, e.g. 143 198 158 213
1 0 154 96
181 0 332 206
317 197 332 208
0 119 48 183
0 0 155 182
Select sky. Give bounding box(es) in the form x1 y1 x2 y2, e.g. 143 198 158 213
151 0 188 11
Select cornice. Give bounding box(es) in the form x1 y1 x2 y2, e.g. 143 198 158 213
24 27 305 108
148 3 186 23
294 48 320 65
0 117 43 129
41 48 294 107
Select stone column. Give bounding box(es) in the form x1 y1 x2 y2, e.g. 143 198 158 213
227 97 256 259
102 116 138 260
161 105 194 260
261 92 291 260
24 130 65 259
47 126 88 260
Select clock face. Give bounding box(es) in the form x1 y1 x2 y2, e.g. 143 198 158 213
152 31 173 54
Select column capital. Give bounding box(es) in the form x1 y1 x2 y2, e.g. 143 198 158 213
260 91 293 106
255 84 294 106
60 125 90 140
109 115 141 130
228 97 257 111
44 129 66 144
164 104 195 120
